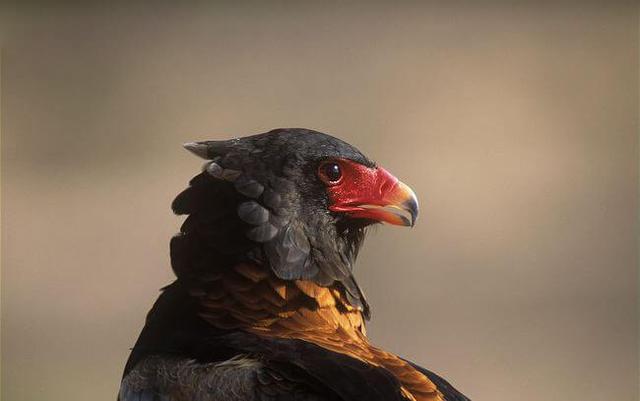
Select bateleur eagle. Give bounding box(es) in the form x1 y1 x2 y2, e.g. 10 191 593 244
119 128 470 401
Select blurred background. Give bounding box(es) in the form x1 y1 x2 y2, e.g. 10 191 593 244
1 2 638 401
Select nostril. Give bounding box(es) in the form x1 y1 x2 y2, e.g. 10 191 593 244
379 179 396 195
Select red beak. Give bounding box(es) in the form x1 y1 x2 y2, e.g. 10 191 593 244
328 166 419 227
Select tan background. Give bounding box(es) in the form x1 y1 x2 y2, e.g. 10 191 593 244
1 2 638 401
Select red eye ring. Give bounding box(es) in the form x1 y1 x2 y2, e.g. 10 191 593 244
318 161 343 185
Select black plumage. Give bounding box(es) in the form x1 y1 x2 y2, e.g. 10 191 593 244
120 128 470 401
170 129 372 311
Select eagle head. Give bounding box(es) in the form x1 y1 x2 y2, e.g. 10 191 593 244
171 128 418 315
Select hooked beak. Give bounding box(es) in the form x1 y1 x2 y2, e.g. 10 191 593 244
329 167 419 227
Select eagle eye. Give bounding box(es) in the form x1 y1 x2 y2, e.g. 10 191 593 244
318 162 343 185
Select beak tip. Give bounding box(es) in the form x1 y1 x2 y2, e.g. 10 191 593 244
404 197 419 228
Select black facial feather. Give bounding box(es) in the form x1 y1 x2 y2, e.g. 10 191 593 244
237 201 270 225
174 128 375 316
234 176 265 198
